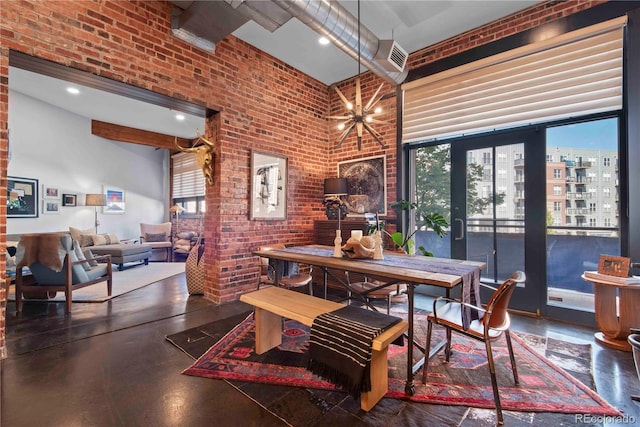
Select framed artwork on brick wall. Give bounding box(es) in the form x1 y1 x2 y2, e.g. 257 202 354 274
338 155 387 217
250 150 287 220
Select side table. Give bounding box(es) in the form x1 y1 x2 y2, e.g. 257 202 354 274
582 274 640 351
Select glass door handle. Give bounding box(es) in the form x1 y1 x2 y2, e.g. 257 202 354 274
454 218 464 240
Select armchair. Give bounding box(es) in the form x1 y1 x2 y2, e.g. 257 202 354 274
140 222 172 262
15 233 112 313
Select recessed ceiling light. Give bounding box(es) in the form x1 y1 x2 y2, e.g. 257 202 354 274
318 36 330 46
66 87 80 95
175 114 185 121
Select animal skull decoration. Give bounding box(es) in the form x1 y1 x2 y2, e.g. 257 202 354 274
175 130 216 185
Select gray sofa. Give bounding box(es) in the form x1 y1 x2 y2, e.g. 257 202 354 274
68 228 152 270
89 243 152 271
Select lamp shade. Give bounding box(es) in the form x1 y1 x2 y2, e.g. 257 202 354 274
170 204 186 213
324 178 348 196
85 194 106 206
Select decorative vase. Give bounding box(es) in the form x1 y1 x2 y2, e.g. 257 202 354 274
185 235 205 295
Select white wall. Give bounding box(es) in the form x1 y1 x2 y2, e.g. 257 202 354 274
8 90 169 240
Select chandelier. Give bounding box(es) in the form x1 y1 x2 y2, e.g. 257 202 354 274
327 0 387 150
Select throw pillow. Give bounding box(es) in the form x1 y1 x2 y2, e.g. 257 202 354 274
82 248 99 267
70 226 94 243
177 231 196 240
73 240 92 271
145 232 167 242
79 234 95 247
91 234 120 246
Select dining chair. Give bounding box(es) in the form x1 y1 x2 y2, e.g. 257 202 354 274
422 270 526 425
344 271 407 314
257 244 313 295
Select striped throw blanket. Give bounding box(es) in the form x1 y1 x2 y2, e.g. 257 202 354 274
307 305 402 398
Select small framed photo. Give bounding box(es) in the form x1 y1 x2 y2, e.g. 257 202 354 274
62 194 77 206
43 185 60 200
598 255 630 278
43 200 60 214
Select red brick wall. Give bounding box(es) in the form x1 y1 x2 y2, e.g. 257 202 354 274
0 0 331 354
0 0 602 356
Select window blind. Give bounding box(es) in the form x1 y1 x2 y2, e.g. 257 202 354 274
172 152 205 198
402 17 626 144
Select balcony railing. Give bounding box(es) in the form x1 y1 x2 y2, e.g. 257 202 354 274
568 192 592 199
414 224 619 313
567 208 590 215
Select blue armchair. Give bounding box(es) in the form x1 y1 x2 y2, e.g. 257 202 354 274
15 233 112 313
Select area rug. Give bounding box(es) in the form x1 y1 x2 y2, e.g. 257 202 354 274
174 312 620 416
8 262 185 302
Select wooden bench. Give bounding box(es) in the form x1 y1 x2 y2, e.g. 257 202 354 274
239 286 408 411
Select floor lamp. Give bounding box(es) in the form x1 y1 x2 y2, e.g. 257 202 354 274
170 204 186 233
85 194 107 234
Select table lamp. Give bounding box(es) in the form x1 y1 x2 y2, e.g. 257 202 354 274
85 193 107 234
323 178 348 220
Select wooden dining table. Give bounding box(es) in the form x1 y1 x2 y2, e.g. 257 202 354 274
252 244 486 395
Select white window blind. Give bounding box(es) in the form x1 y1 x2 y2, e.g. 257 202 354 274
402 17 626 144
172 152 205 198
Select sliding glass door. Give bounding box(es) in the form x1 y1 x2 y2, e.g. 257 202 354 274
545 118 620 313
408 116 622 320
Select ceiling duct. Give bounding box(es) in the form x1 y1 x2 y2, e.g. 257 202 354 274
170 1 249 52
271 0 408 85
170 0 293 52
375 40 408 73
226 0 293 32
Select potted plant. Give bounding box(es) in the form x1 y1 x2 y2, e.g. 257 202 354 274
387 200 448 256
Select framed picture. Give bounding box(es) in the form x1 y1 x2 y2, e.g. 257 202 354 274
62 194 77 206
7 176 39 218
43 185 60 199
598 255 630 278
43 200 60 214
338 155 387 216
103 187 125 214
250 150 287 220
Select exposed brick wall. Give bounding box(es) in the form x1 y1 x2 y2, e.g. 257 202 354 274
0 0 331 353
0 0 603 356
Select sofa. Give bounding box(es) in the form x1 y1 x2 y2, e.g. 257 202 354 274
69 227 152 271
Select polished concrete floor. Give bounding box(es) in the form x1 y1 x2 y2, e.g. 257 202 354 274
1 272 639 426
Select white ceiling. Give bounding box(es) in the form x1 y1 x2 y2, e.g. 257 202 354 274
233 1 538 85
8 1 538 138
9 67 206 139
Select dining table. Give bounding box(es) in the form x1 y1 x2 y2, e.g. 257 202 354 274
252 244 486 395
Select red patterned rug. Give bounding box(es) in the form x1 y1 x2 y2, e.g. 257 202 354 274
178 312 619 416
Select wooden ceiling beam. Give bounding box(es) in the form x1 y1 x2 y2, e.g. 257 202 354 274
91 120 191 150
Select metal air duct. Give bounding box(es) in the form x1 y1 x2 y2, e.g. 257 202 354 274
271 0 408 85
